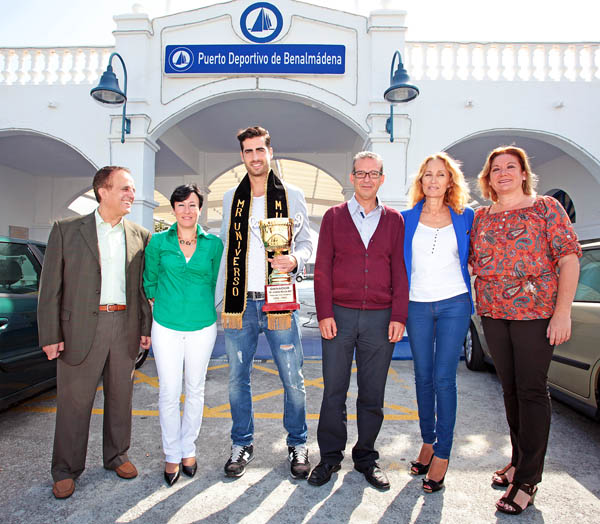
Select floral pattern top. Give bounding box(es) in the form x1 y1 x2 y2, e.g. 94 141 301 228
469 195 581 320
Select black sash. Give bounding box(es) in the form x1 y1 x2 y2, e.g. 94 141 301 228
222 171 289 329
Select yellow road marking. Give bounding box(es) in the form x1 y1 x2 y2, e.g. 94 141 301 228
14 361 418 420
134 370 159 388
252 364 281 375
207 363 229 371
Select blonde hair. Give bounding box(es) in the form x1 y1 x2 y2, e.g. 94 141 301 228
408 152 470 213
478 146 538 202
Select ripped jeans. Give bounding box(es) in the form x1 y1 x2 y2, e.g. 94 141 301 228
224 299 307 447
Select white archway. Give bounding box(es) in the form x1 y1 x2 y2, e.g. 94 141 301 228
445 128 600 239
0 129 98 240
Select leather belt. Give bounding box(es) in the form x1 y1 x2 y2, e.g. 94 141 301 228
247 291 265 300
99 304 127 312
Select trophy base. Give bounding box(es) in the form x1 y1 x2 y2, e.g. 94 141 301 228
262 283 300 312
262 302 300 312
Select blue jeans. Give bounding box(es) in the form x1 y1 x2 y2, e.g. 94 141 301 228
224 300 307 447
406 293 471 460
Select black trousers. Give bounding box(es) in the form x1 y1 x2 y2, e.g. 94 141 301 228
481 317 554 485
317 305 395 469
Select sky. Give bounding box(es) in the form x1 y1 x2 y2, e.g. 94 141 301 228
0 0 599 47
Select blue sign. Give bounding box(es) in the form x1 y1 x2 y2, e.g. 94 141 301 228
165 45 345 75
240 2 283 43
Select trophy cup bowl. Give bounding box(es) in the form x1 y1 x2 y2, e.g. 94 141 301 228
259 218 294 285
258 216 302 312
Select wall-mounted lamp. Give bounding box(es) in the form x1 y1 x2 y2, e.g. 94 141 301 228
90 52 130 144
383 50 419 143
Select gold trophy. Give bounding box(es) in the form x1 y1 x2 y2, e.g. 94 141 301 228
258 214 303 312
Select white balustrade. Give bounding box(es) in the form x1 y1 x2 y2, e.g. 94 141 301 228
0 47 114 85
0 44 598 85
404 42 600 82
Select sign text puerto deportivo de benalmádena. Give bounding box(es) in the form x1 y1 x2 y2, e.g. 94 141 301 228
165 45 345 75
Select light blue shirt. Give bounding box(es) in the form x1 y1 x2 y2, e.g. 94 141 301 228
347 195 384 249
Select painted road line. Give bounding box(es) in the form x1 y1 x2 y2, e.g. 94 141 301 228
13 362 418 420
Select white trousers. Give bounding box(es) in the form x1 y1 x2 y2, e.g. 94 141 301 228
151 320 217 463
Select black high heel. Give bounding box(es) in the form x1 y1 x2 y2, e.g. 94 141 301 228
182 461 197 478
423 474 445 493
410 457 432 476
422 457 448 493
164 465 181 487
410 444 434 475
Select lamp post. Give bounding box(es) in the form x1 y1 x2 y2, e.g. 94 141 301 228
90 53 131 144
383 50 419 143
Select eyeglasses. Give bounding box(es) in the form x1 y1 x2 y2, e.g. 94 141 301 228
353 170 382 179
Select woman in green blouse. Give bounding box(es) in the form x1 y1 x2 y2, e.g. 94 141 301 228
144 184 223 486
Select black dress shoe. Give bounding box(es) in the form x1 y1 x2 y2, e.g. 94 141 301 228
182 462 197 478
164 466 180 487
307 462 341 486
356 463 390 491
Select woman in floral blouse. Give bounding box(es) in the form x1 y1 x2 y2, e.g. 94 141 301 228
470 146 581 515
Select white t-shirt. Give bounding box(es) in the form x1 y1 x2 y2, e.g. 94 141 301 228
410 222 468 302
248 195 267 292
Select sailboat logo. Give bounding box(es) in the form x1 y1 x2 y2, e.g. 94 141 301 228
240 3 283 43
168 47 194 72
249 7 274 34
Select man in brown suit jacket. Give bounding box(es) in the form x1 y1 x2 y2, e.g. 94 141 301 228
38 166 152 499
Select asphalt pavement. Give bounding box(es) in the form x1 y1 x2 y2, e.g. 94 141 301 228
1 282 599 523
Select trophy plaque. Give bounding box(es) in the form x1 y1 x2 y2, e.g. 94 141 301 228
258 215 303 312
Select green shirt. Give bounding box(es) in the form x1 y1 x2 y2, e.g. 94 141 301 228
143 223 223 331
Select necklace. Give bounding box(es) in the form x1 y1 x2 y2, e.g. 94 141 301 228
178 236 196 246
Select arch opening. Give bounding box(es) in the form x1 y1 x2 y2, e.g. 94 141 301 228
445 129 600 239
206 159 344 231
0 129 97 241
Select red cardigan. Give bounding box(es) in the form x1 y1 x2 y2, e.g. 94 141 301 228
314 202 408 323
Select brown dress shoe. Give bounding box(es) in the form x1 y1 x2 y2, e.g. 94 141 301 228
52 478 75 499
115 461 138 479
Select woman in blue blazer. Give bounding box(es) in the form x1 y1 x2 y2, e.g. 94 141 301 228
401 152 474 493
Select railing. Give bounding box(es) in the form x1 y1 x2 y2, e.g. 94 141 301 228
1 43 599 84
0 47 113 85
404 42 600 82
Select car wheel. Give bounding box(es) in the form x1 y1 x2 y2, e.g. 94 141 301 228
464 321 486 371
296 275 303 282
135 347 149 370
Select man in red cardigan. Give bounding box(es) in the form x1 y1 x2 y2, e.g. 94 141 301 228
308 151 408 491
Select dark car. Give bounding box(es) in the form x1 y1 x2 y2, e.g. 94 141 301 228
464 240 600 420
0 236 149 411
0 237 54 410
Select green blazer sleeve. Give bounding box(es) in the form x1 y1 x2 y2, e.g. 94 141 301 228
140 229 153 337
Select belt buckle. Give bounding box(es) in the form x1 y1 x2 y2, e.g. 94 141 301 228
106 304 116 312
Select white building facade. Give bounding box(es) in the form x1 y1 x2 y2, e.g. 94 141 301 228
1 0 599 240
